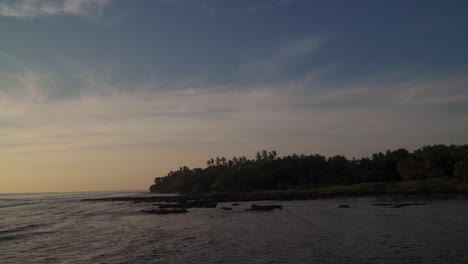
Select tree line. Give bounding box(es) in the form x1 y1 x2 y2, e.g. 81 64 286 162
149 145 468 193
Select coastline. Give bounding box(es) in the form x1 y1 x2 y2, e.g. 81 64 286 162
84 179 468 204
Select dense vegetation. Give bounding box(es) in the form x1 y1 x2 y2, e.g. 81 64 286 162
149 145 468 194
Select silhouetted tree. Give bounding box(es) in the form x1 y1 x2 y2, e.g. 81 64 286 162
149 145 468 194
454 156 468 183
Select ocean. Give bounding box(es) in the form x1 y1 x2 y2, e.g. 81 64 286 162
1 192 468 263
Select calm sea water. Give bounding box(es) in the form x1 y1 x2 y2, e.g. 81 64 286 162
1 192 468 264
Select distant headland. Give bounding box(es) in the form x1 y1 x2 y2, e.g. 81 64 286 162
149 145 468 198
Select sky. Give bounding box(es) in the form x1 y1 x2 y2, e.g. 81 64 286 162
1 0 467 193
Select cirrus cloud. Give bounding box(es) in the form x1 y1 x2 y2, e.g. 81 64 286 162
0 0 113 19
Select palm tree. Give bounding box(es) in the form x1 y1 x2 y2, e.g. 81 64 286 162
240 156 247 164
269 150 278 160
256 151 262 161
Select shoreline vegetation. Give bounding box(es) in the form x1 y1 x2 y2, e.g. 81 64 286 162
149 145 468 196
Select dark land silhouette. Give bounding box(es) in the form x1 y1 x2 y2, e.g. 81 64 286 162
149 145 468 197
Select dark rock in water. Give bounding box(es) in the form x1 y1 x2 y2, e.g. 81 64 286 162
158 203 185 209
247 204 282 211
372 203 393 206
339 204 350 208
232 203 240 206
158 201 217 209
392 203 413 208
143 209 188 215
221 207 233 210
392 203 426 208
203 203 218 208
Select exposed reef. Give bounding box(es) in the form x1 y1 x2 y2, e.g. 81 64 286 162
143 209 188 214
246 204 283 211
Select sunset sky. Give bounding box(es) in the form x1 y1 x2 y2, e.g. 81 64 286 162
1 0 467 193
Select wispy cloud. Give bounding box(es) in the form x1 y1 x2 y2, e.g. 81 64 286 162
1 63 467 159
396 75 468 105
157 0 295 15
0 0 113 19
277 37 326 59
240 36 331 83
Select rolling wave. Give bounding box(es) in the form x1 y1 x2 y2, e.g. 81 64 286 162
0 202 41 209
0 224 46 236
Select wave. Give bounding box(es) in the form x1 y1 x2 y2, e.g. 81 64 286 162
0 224 45 236
0 202 41 209
0 224 53 242
0 231 55 242
0 235 17 241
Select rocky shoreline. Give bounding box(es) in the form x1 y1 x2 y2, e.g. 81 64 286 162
81 191 468 215
82 190 466 205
